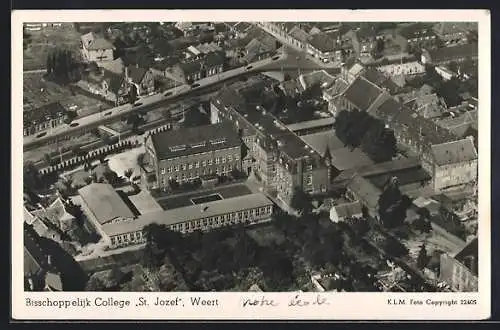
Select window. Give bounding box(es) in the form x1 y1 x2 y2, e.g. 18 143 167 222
161 168 166 174
167 167 172 173
228 155 232 162
175 165 180 172
307 174 313 185
208 159 213 166
202 160 206 167
111 237 116 245
188 163 193 169
307 164 313 171
216 157 220 164
182 164 187 170
222 157 226 163
196 161 200 168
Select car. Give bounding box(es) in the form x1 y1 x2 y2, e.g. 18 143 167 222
246 65 253 70
69 122 79 127
104 111 112 116
272 55 280 61
191 83 201 88
164 91 173 97
133 102 143 107
36 132 47 138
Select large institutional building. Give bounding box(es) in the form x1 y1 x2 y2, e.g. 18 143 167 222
210 87 332 204
75 183 273 250
143 122 242 190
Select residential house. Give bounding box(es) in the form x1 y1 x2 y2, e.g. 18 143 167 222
405 93 446 119
174 22 213 36
345 25 379 58
172 51 225 84
440 237 478 291
186 42 223 60
287 26 311 50
23 102 67 137
306 32 353 64
341 60 366 83
24 224 64 291
299 70 336 92
421 137 478 192
322 78 349 115
433 22 469 46
397 23 437 51
421 43 478 65
329 201 363 223
243 38 274 63
335 75 388 112
80 68 129 105
376 61 425 78
125 65 155 96
362 68 403 95
435 65 456 81
80 32 115 62
436 109 478 140
25 197 76 238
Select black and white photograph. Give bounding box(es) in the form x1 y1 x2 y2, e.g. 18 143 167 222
13 9 490 320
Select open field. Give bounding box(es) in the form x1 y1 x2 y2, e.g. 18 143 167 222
23 24 82 71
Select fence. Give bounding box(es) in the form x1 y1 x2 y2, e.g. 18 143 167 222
38 139 141 176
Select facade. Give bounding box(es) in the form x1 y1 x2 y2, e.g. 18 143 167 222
143 122 242 190
439 237 478 291
80 32 115 62
23 102 67 137
397 23 437 51
335 75 387 112
435 65 456 81
376 61 425 77
306 32 353 64
175 22 214 36
243 38 274 63
101 193 274 249
422 137 478 192
211 87 331 204
433 22 469 45
345 174 381 217
125 65 155 96
345 26 379 57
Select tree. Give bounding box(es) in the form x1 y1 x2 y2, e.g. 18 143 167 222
290 187 313 215
361 121 397 163
124 168 134 181
416 244 429 269
378 179 412 228
85 276 106 291
128 84 138 104
104 266 125 288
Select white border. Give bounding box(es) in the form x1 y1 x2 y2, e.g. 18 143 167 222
12 9 491 320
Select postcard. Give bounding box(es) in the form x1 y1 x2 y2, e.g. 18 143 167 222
12 9 491 320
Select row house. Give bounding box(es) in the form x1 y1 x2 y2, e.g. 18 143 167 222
396 23 437 51
344 26 380 57
125 64 155 96
440 237 478 292
306 32 353 64
172 51 225 84
23 102 67 137
433 22 470 46
79 68 129 105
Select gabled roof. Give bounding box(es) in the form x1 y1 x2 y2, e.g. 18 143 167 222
333 201 363 219
324 78 349 98
24 224 46 276
362 68 401 95
430 137 477 166
347 175 381 211
300 70 336 90
398 23 435 39
81 32 114 50
308 32 339 52
342 76 384 111
78 183 134 225
127 65 148 84
30 198 75 228
103 70 126 94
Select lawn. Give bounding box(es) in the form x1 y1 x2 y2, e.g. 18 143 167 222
107 146 145 179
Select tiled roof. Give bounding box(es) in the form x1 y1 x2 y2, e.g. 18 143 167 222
342 76 384 110
101 193 273 236
179 51 224 75
24 224 46 276
300 70 336 90
23 102 66 126
362 68 401 95
103 70 126 94
398 23 435 39
430 137 477 166
78 183 135 225
333 201 363 219
81 32 114 50
324 78 349 98
150 122 240 160
454 237 478 276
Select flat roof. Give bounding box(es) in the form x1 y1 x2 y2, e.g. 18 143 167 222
286 117 335 132
101 193 273 236
78 183 134 225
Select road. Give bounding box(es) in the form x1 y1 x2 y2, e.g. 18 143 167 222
23 69 47 75
23 50 335 150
